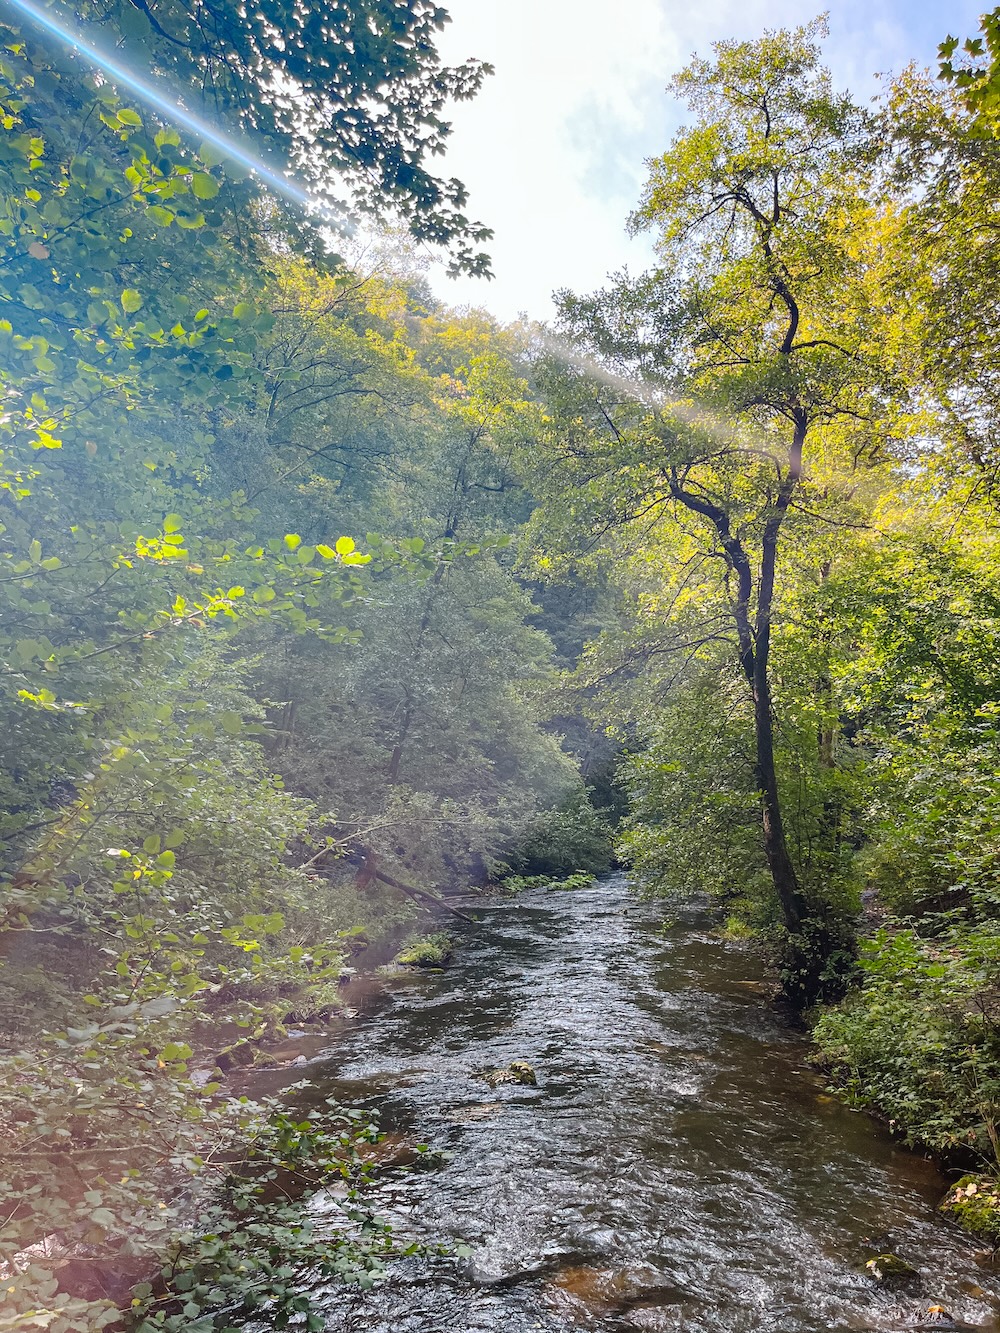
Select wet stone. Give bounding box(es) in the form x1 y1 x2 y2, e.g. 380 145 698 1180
864 1252 921 1284
904 1306 978 1331
478 1060 537 1087
940 1175 1000 1242
543 1264 677 1320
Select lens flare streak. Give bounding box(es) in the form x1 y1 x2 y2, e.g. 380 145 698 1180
3 0 342 224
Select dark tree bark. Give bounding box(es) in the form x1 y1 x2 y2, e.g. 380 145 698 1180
666 415 811 940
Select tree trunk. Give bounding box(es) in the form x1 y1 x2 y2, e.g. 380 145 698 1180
387 558 447 782
752 650 806 933
669 425 812 945
750 418 809 936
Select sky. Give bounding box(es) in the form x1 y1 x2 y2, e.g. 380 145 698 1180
425 0 984 323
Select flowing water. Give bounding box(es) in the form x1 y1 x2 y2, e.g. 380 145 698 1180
276 876 1000 1332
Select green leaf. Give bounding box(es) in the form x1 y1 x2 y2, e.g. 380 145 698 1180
163 513 183 534
335 536 356 556
147 204 174 226
121 288 143 314
161 1042 193 1062
143 834 162 855
284 534 301 551
191 172 219 199
198 140 226 168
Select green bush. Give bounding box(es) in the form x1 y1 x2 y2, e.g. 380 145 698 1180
393 932 453 967
504 786 612 878
813 924 1000 1165
500 870 597 894
0 1030 401 1333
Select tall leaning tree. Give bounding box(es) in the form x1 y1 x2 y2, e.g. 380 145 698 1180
545 20 908 999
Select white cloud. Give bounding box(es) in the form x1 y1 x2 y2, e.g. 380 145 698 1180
429 0 985 323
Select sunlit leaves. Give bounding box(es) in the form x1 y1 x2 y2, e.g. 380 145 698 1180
191 171 219 200
940 8 1000 131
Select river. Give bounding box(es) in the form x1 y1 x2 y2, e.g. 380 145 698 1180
272 875 1000 1332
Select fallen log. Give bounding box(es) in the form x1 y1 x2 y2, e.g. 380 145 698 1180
368 865 477 924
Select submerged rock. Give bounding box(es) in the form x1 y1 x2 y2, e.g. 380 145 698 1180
864 1252 920 1284
544 1264 684 1322
903 1307 975 1331
479 1060 537 1087
445 1102 501 1124
354 1130 422 1170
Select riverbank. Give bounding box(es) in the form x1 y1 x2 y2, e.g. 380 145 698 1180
9 876 999 1333
0 871 453 1333
810 923 1000 1248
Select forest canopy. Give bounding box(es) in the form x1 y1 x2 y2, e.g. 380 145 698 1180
3 3 1000 1329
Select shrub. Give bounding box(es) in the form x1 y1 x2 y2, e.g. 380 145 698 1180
504 787 612 878
393 932 453 967
813 924 1000 1165
500 870 597 894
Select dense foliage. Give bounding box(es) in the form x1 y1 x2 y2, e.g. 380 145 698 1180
0 3 597 1327
7 0 1000 1317
517 13 1000 1166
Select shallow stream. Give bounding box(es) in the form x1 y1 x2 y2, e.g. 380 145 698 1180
274 876 1000 1332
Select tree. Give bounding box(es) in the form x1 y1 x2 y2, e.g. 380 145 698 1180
940 7 1000 134
73 0 494 273
245 307 579 893
883 64 1000 475
0 11 504 1324
533 20 904 997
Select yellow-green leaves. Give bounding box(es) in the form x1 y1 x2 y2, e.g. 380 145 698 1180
191 172 219 200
